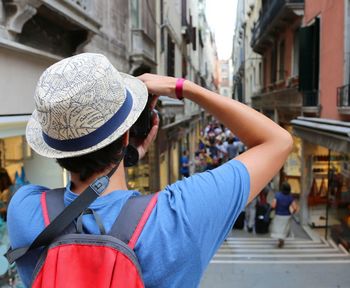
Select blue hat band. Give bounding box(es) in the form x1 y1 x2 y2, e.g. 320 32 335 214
42 89 133 152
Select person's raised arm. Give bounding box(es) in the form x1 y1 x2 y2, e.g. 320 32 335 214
138 74 293 203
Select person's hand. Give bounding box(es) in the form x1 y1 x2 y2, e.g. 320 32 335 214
137 73 178 99
132 94 160 160
135 111 159 159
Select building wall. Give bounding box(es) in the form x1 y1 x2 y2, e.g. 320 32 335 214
244 0 262 105
0 0 133 188
24 152 64 188
345 0 350 87
232 0 246 102
87 0 130 72
0 47 56 115
198 0 219 91
188 0 200 79
304 0 345 119
155 0 218 185
219 60 232 97
262 24 300 91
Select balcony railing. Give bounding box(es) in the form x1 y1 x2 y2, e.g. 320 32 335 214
337 84 350 107
303 90 319 107
251 0 304 50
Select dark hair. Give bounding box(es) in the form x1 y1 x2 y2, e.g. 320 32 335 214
281 182 291 195
57 137 124 181
209 137 215 145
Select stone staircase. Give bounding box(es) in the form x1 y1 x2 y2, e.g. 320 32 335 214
201 225 350 288
211 236 350 264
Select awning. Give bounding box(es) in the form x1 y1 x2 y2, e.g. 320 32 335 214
0 115 30 138
291 117 350 153
158 96 184 106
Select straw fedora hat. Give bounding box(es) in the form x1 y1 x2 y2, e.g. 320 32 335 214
26 53 148 159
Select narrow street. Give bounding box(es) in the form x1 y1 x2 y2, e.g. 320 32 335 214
0 0 350 287
200 222 350 288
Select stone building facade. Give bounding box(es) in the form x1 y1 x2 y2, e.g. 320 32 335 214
0 0 219 194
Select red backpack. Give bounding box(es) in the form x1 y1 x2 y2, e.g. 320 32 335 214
7 186 158 288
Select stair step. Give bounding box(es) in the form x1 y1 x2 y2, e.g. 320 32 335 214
225 237 311 242
224 240 320 245
220 244 330 249
216 248 339 254
213 234 350 265
210 259 350 264
214 252 348 258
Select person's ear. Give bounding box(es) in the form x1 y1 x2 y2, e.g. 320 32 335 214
123 131 129 146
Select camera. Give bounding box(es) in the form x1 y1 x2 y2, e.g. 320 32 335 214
130 95 154 138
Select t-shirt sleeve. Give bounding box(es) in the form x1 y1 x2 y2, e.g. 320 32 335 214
7 184 48 287
164 159 250 266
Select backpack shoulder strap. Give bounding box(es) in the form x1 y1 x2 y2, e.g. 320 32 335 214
109 192 159 249
6 188 73 264
41 188 66 226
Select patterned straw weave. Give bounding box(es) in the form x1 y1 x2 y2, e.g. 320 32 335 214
26 53 148 158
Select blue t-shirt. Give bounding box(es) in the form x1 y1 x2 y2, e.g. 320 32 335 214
275 192 294 216
7 160 250 288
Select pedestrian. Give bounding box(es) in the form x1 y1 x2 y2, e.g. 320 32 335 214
208 137 219 166
234 136 245 154
180 150 190 178
270 182 298 248
226 137 239 159
198 138 206 151
245 196 258 233
255 186 272 234
215 137 227 164
7 53 292 287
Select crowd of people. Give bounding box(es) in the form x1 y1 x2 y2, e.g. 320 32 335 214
180 121 246 177
180 121 298 248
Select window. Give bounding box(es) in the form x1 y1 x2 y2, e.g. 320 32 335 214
131 0 139 28
160 0 164 52
270 44 277 84
263 57 267 88
278 40 285 80
250 74 253 95
182 0 187 26
182 56 187 78
253 67 256 88
299 18 320 106
259 62 263 85
292 30 300 76
167 35 175 77
347 0 350 84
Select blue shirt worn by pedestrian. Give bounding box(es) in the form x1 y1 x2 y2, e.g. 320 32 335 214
226 143 238 159
275 192 294 216
7 160 250 288
180 155 189 175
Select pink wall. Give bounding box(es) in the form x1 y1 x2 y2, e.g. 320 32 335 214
304 0 345 120
262 23 299 90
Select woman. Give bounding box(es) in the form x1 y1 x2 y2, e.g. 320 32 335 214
271 182 298 248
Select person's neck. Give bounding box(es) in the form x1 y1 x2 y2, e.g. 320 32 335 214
70 161 128 195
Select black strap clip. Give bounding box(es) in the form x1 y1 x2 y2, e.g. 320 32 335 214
90 176 109 196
